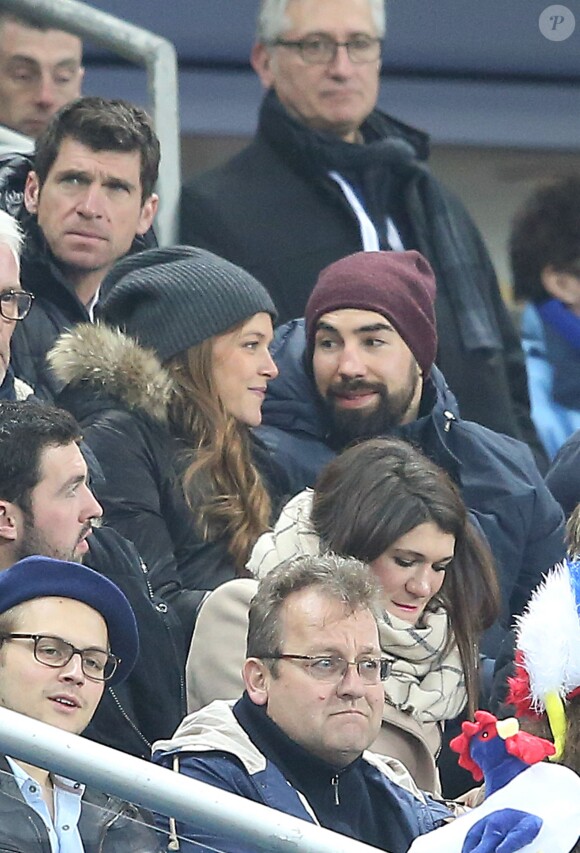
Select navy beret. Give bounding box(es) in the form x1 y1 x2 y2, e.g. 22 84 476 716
0 557 139 685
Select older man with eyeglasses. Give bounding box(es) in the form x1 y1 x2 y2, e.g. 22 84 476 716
180 0 544 466
0 210 34 401
0 555 163 851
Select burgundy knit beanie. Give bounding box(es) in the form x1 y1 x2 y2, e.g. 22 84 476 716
305 250 437 376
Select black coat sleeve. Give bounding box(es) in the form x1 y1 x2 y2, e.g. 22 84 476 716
82 410 237 635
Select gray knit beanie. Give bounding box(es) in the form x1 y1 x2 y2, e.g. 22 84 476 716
99 246 277 362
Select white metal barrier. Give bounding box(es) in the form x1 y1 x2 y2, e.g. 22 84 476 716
0 706 382 853
0 0 180 246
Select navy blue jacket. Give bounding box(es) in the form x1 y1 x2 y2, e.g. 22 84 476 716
152 700 450 853
257 321 566 657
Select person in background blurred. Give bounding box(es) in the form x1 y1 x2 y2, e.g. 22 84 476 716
0 10 83 141
510 174 580 460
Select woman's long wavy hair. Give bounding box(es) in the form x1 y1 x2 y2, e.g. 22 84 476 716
165 327 271 571
310 437 501 716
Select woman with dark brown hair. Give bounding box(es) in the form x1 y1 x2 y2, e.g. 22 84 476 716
48 246 287 637
189 437 499 793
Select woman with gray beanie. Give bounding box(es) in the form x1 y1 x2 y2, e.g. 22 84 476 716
48 246 287 637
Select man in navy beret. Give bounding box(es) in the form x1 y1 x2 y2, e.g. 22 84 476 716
0 555 163 851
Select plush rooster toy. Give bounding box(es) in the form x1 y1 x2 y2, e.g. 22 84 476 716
450 709 555 795
409 706 580 853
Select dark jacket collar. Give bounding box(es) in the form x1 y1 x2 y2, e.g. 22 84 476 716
233 692 364 793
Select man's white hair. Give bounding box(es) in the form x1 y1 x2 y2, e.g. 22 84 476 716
256 0 386 43
0 211 23 271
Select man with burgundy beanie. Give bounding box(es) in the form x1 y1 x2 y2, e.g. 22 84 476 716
257 249 565 668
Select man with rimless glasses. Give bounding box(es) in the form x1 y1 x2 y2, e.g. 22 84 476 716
0 555 163 851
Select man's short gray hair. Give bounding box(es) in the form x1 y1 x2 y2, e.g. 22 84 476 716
0 211 23 270
256 0 386 43
247 553 383 663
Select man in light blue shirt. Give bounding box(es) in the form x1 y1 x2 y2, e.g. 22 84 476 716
0 555 162 852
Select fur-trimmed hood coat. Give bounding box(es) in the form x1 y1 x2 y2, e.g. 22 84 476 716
50 323 287 636
50 323 236 632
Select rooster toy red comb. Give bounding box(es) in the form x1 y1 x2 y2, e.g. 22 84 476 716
450 710 555 790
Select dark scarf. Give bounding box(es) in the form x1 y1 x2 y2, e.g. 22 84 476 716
233 692 413 853
259 90 502 352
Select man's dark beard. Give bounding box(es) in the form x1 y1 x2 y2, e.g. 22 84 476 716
324 370 420 446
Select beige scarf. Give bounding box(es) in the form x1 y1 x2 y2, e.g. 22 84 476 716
380 609 467 723
248 490 468 725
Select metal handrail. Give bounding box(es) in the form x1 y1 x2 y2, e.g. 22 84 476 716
0 0 180 245
0 706 381 852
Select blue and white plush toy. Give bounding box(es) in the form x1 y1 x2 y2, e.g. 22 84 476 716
409 560 580 853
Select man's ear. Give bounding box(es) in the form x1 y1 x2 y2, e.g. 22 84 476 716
24 171 40 215
243 657 270 706
0 501 21 542
136 193 159 236
251 43 276 89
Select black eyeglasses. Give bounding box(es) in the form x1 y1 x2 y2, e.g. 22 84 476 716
0 289 34 321
270 35 382 65
0 633 119 681
265 654 392 684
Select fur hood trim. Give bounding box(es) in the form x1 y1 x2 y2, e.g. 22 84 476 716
48 323 173 422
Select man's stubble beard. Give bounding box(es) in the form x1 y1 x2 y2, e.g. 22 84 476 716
13 513 88 565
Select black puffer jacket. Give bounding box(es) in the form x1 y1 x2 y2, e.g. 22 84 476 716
0 755 164 852
82 526 186 759
50 323 290 637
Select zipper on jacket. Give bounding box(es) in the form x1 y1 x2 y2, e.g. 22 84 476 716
331 774 340 806
139 558 186 712
443 410 456 432
139 557 156 601
109 687 152 751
